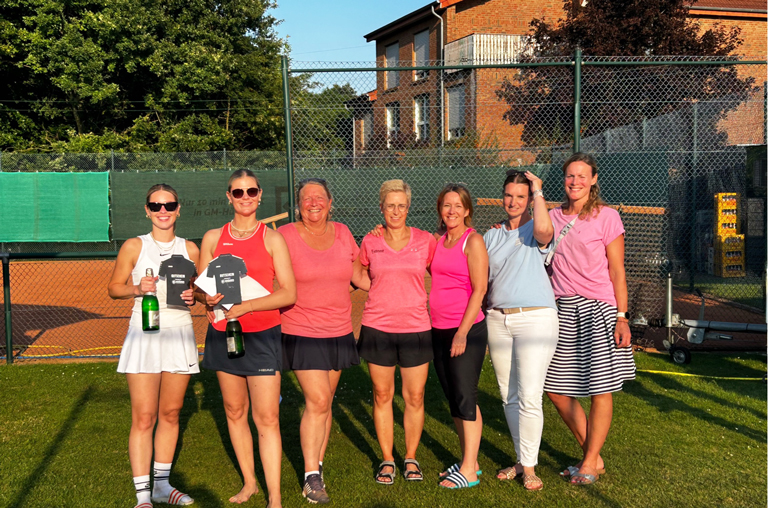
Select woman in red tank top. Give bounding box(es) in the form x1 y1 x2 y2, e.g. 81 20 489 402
197 169 296 507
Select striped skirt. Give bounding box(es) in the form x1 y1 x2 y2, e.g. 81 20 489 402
543 295 636 397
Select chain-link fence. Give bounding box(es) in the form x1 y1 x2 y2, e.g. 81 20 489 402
1 55 766 362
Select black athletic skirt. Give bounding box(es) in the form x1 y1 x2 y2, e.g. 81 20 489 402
201 324 282 376
282 332 359 371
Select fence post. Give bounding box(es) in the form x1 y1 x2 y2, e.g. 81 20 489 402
223 148 227 171
2 253 12 365
573 46 582 153
281 55 296 222
689 102 698 292
110 149 114 171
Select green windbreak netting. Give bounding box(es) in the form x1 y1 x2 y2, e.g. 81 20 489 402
0 172 110 242
110 171 291 240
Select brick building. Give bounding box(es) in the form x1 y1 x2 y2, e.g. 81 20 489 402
349 0 766 159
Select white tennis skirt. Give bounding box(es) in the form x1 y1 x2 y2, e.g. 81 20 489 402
117 324 200 374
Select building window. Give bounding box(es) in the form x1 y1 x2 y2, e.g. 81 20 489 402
447 85 465 140
386 43 399 89
414 95 429 141
386 102 400 147
362 110 373 151
413 29 429 80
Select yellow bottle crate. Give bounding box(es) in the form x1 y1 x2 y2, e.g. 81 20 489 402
714 264 745 278
714 192 739 213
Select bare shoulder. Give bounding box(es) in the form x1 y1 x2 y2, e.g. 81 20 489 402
264 227 288 248
119 237 143 257
201 227 223 248
185 240 200 261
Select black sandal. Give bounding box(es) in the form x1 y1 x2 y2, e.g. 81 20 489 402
375 461 396 485
403 458 423 481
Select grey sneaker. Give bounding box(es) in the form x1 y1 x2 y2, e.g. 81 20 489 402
302 473 330 504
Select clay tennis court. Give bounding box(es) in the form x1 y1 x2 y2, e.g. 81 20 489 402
0 258 763 361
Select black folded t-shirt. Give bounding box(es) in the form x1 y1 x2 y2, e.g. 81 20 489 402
158 255 198 307
207 253 248 305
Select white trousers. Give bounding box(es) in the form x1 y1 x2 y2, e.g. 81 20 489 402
486 307 559 467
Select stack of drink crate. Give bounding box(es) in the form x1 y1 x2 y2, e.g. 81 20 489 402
714 192 745 278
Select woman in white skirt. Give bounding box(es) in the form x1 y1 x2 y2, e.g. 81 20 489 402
543 153 636 486
109 183 200 508
484 170 558 491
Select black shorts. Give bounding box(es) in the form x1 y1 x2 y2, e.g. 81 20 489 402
357 325 433 368
282 332 360 371
432 319 488 421
201 324 281 376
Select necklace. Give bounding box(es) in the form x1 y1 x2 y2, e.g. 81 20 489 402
149 232 176 255
230 220 259 238
302 221 328 236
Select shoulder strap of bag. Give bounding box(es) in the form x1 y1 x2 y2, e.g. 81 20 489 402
544 216 578 267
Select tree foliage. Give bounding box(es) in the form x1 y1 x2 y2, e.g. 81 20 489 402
496 0 754 150
0 0 287 152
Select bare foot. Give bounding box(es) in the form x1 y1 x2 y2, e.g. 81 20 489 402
229 484 258 504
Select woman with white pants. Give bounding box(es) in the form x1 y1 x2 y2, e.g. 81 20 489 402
484 170 559 491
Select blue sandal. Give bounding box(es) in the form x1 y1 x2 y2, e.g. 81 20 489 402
439 471 480 489
439 463 482 478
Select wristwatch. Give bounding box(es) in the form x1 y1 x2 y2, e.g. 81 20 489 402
532 189 544 199
616 311 630 321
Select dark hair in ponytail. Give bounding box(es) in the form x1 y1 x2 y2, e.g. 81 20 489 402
561 152 604 219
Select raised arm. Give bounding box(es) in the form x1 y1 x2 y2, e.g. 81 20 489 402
607 234 631 348
450 232 489 357
526 171 554 247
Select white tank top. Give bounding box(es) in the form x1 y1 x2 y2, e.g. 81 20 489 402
130 234 194 328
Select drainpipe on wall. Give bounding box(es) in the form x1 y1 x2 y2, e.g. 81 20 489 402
431 5 445 148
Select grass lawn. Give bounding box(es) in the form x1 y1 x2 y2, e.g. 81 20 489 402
1 351 765 508
680 274 765 310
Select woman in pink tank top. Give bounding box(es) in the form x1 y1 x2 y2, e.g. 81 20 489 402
430 184 489 490
197 169 296 507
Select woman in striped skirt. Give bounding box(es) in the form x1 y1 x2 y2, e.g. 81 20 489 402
543 152 636 486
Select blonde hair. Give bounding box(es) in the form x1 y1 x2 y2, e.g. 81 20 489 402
562 152 604 219
436 183 474 230
379 179 412 208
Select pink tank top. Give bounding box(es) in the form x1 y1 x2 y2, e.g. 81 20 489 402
211 222 281 333
429 228 484 329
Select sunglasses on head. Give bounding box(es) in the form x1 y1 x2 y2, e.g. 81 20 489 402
230 187 260 199
299 178 327 185
147 202 179 212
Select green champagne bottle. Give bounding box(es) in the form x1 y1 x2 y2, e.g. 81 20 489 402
142 268 160 331
226 318 245 359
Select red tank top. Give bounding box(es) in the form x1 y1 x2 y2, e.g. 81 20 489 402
211 222 281 333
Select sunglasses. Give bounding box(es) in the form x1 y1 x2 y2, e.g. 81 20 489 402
230 187 260 199
147 202 179 212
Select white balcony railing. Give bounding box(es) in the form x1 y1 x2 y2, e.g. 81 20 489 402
444 34 531 73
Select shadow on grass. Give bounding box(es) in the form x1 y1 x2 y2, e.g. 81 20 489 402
623 375 765 442
176 371 223 507
9 385 94 508
280 371 308 489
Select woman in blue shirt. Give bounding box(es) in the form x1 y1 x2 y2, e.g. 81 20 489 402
483 170 558 491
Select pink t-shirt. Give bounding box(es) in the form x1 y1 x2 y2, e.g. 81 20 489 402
359 228 437 333
429 228 485 329
278 222 360 338
549 206 625 307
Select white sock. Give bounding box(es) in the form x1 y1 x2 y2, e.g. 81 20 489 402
152 462 173 497
133 475 151 505
305 470 320 481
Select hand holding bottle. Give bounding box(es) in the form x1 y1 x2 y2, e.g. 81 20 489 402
136 275 158 296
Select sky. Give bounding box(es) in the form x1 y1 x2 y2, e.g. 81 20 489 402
273 0 433 64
